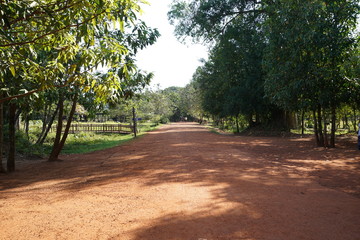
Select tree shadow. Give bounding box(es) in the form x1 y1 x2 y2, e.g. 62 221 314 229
0 123 359 239
1 123 359 197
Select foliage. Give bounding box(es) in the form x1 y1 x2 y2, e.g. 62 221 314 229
107 84 202 125
0 0 160 169
168 0 262 42
1 0 145 86
263 0 359 146
191 13 288 129
57 122 160 154
60 132 135 154
169 0 360 145
263 0 359 111
10 121 159 156
0 0 160 107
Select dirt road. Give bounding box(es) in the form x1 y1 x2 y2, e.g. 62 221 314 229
1 122 359 240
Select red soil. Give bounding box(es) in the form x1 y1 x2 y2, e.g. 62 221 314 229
0 122 359 240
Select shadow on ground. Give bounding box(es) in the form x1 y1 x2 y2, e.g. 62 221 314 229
1 123 359 239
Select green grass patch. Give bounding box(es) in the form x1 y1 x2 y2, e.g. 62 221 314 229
290 128 353 135
58 132 135 154
14 121 161 157
204 124 226 135
51 122 160 155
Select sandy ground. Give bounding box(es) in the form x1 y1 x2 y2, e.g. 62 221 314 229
0 122 359 240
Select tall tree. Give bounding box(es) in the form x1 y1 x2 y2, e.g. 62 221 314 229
168 0 263 42
0 0 160 166
263 0 359 147
170 0 359 145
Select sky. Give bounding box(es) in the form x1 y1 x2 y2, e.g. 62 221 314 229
136 0 208 89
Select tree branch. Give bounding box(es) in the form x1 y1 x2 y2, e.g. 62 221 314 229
0 88 44 104
228 9 264 16
0 63 100 104
0 9 107 47
5 1 82 28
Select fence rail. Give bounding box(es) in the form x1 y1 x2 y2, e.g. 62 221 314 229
52 123 134 134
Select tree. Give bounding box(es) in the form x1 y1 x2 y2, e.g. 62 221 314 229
169 0 297 130
181 83 203 122
168 0 263 42
169 0 359 145
137 88 173 123
190 13 291 130
0 0 160 169
343 44 360 131
46 24 158 161
263 0 359 147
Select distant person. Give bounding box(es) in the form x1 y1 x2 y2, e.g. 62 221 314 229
358 123 360 150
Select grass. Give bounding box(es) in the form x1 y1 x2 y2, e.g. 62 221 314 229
206 123 355 137
57 122 160 154
57 132 136 154
14 121 160 157
290 127 353 135
205 123 244 135
205 125 225 134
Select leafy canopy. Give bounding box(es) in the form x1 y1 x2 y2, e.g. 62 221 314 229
0 0 153 92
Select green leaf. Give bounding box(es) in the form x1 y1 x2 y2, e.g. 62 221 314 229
91 80 96 88
9 66 15 76
119 21 124 32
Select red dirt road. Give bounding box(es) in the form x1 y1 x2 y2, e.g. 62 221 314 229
1 122 360 240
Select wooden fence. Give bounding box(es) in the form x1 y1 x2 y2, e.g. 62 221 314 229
52 123 134 134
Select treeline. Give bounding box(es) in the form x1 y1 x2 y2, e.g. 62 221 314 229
169 0 360 147
0 1 159 172
107 85 202 124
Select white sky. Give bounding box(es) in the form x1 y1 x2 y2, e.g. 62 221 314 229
136 0 208 89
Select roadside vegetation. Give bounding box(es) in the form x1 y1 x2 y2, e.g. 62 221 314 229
169 0 360 146
2 82 198 164
0 0 161 171
12 122 159 156
1 0 359 173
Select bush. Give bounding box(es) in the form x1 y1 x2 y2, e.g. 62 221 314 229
160 116 169 124
15 131 50 157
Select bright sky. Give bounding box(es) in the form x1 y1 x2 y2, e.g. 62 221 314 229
136 0 208 89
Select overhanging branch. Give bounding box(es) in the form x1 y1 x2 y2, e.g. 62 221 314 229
0 8 107 47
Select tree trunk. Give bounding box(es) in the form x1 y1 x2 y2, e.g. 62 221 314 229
313 109 320 146
352 106 357 132
301 110 305 135
0 92 4 172
15 109 21 131
344 113 348 129
323 110 329 148
255 113 260 124
235 114 240 133
48 93 78 161
7 103 16 172
37 105 49 142
37 104 59 145
268 109 293 131
247 114 254 127
24 114 30 139
330 105 336 148
317 105 324 147
48 95 65 161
